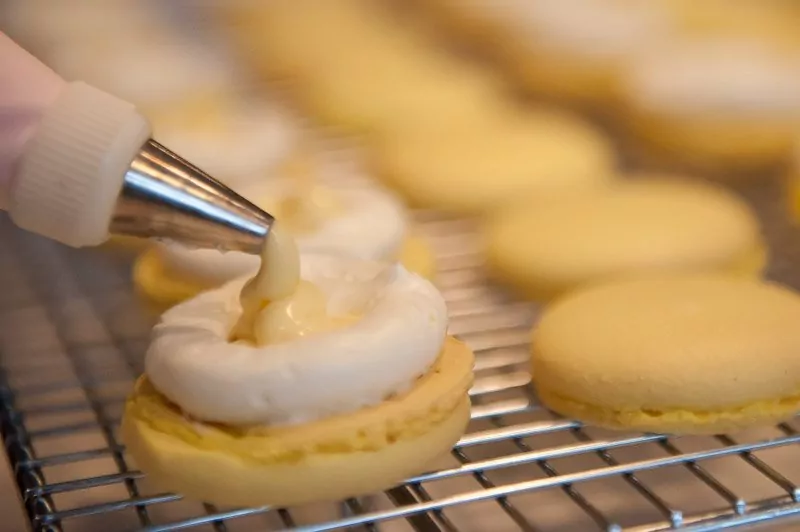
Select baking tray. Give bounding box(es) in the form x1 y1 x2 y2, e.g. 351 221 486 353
2 174 800 531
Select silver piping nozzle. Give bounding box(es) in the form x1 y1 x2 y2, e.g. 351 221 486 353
110 139 274 254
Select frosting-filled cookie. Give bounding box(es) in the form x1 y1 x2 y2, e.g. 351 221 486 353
124 242 473 506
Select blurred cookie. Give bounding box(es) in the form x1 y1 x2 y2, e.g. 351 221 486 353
484 178 766 301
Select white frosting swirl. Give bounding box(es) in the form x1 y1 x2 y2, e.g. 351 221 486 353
145 254 448 425
626 39 800 116
157 176 408 285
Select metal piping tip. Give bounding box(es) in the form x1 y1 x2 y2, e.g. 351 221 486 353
110 139 274 254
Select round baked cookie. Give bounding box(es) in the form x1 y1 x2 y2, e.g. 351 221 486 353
621 37 800 173
222 0 396 85
372 107 616 215
297 47 506 137
124 254 474 507
484 178 766 301
499 0 674 108
125 374 470 507
532 274 800 434
410 0 676 108
224 0 506 137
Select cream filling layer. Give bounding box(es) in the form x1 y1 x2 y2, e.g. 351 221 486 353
230 222 306 345
228 222 356 348
145 253 448 426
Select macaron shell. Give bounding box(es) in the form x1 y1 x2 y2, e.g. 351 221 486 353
296 37 506 136
223 0 397 85
532 275 800 435
623 106 796 174
122 337 474 507
536 384 800 435
123 397 470 508
484 179 766 300
373 109 616 215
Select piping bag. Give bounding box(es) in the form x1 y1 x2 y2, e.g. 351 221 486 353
0 32 273 253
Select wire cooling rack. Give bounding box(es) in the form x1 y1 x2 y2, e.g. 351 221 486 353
2 178 800 532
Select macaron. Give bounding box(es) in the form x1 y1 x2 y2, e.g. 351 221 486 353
298 48 506 138
123 248 474 507
484 178 766 301
223 0 395 85
225 0 506 137
372 107 616 215
495 0 675 108
532 275 800 434
409 0 677 109
124 356 472 507
620 37 800 174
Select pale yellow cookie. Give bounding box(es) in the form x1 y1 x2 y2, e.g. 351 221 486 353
502 0 675 108
298 46 506 137
223 0 397 85
412 0 675 109
532 275 800 434
372 107 616 215
484 178 766 301
620 37 800 174
225 0 505 136
123 337 473 507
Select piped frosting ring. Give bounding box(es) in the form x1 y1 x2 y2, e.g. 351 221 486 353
145 255 448 426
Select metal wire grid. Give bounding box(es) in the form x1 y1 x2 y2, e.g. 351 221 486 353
1 180 800 532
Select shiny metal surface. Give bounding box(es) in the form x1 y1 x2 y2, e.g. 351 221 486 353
111 139 274 254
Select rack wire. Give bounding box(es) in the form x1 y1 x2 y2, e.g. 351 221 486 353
2 177 800 532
